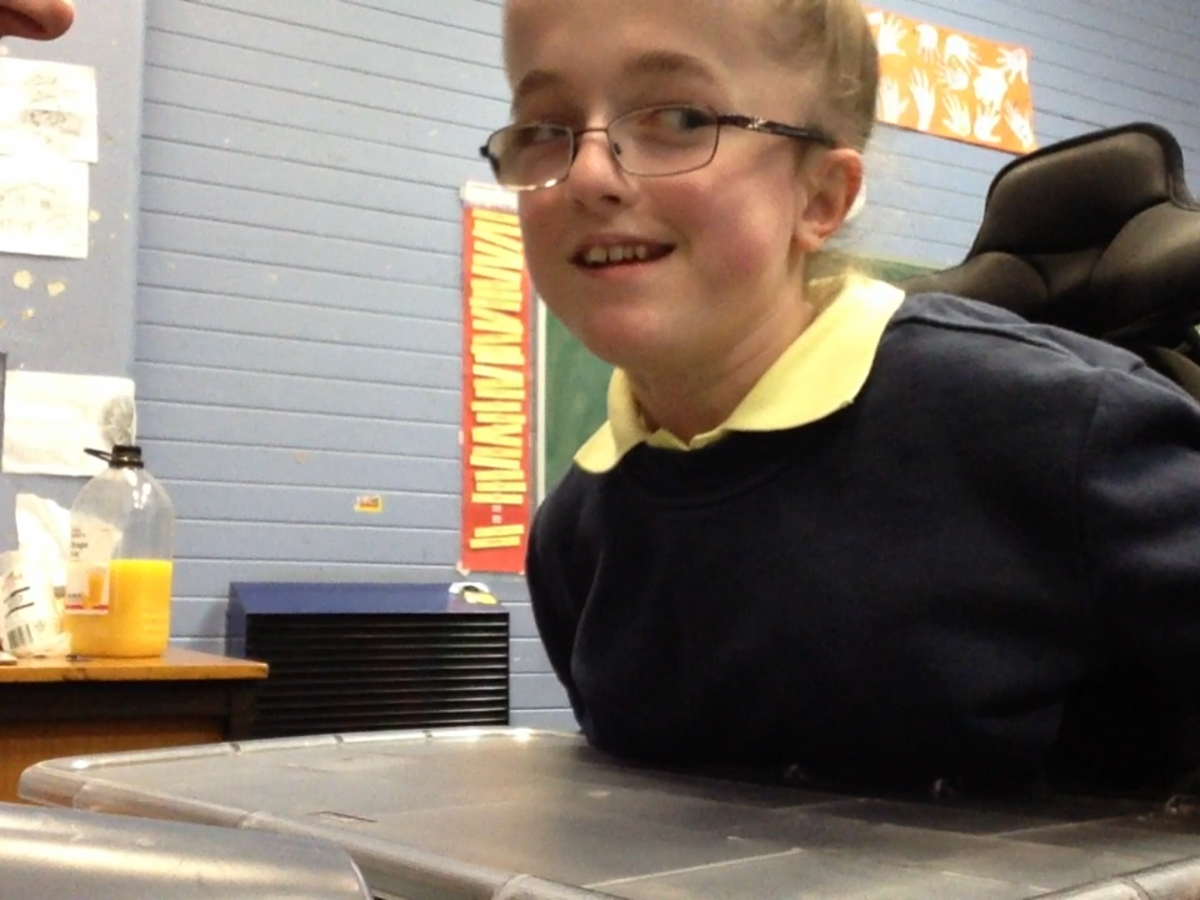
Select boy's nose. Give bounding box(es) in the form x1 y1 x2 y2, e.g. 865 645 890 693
564 131 632 207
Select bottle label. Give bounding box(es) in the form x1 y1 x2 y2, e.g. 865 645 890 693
65 521 118 615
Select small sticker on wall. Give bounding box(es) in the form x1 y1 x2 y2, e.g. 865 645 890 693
354 495 383 514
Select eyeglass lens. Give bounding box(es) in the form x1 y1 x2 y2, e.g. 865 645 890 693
489 106 721 189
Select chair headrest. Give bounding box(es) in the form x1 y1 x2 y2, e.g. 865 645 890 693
901 123 1200 346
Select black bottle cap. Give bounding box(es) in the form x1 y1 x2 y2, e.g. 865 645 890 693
84 445 144 469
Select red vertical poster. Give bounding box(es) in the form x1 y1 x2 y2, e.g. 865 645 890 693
459 203 534 574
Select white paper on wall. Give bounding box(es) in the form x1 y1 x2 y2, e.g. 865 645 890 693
0 155 88 258
0 57 98 162
2 370 135 476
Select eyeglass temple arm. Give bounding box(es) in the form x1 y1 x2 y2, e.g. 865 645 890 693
716 114 837 148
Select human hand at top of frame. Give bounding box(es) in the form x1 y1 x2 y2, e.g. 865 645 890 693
0 0 74 41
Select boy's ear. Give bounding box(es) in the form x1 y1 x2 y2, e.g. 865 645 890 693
794 148 864 253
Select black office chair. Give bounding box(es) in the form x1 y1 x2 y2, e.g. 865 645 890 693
900 122 1200 399
899 124 1200 800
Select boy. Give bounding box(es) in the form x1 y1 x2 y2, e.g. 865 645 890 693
483 0 1200 794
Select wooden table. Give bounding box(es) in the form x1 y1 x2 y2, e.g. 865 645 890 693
0 648 268 803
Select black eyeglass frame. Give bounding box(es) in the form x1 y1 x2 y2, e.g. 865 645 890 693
478 105 839 192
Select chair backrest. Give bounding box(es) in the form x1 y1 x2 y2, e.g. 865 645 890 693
900 123 1200 393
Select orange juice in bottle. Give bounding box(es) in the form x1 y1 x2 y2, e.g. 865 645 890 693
65 446 176 658
85 566 108 609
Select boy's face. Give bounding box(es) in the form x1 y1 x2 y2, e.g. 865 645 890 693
0 0 74 40
504 0 848 374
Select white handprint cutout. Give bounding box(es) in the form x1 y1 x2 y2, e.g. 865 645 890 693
1004 101 1036 149
973 66 1009 109
877 77 910 123
910 69 937 130
916 23 939 61
938 60 971 92
876 14 909 57
998 46 1029 84
942 94 972 137
866 10 884 27
943 33 977 70
974 103 1003 144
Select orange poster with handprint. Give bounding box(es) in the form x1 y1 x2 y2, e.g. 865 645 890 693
866 9 1036 154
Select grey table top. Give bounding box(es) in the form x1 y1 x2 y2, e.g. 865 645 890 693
19 728 1200 899
0 799 372 900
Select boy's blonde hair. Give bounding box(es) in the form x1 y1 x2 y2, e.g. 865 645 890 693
761 0 880 307
762 0 880 150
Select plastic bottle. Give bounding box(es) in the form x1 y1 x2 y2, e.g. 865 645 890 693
64 445 176 657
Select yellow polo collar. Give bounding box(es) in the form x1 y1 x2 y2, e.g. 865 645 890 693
574 277 906 473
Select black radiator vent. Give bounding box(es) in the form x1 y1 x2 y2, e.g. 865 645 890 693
227 582 509 739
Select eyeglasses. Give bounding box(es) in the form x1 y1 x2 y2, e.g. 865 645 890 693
480 104 837 192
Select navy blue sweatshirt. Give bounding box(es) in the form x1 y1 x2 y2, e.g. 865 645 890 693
526 294 1200 793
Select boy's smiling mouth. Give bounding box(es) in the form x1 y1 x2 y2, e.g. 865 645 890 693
572 241 674 268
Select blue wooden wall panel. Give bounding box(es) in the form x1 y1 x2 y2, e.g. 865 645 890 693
137 325 460 388
165 483 456 529
138 292 458 357
146 33 505 128
136 363 457 422
143 140 458 222
149 2 505 100
141 93 489 181
176 521 456 563
143 443 458 494
140 251 460 321
171 561 457 598
142 61 502 161
171 0 504 70
136 401 458 456
141 176 461 254
137 0 1200 729
140 215 460 284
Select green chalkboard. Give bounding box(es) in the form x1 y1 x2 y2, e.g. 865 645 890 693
539 254 936 494
542 310 614 495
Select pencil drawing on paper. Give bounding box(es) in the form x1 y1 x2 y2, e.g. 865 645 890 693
0 157 88 258
0 57 98 163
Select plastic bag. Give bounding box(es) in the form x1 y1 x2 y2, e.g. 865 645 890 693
1 549 70 657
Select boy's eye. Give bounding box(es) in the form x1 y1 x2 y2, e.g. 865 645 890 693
625 105 716 134
509 123 569 150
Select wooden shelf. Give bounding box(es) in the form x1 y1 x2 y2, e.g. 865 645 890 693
0 649 269 803
0 647 268 683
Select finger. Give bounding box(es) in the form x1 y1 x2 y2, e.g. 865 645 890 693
0 0 74 41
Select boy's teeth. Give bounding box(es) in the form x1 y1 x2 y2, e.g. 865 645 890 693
584 244 652 265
